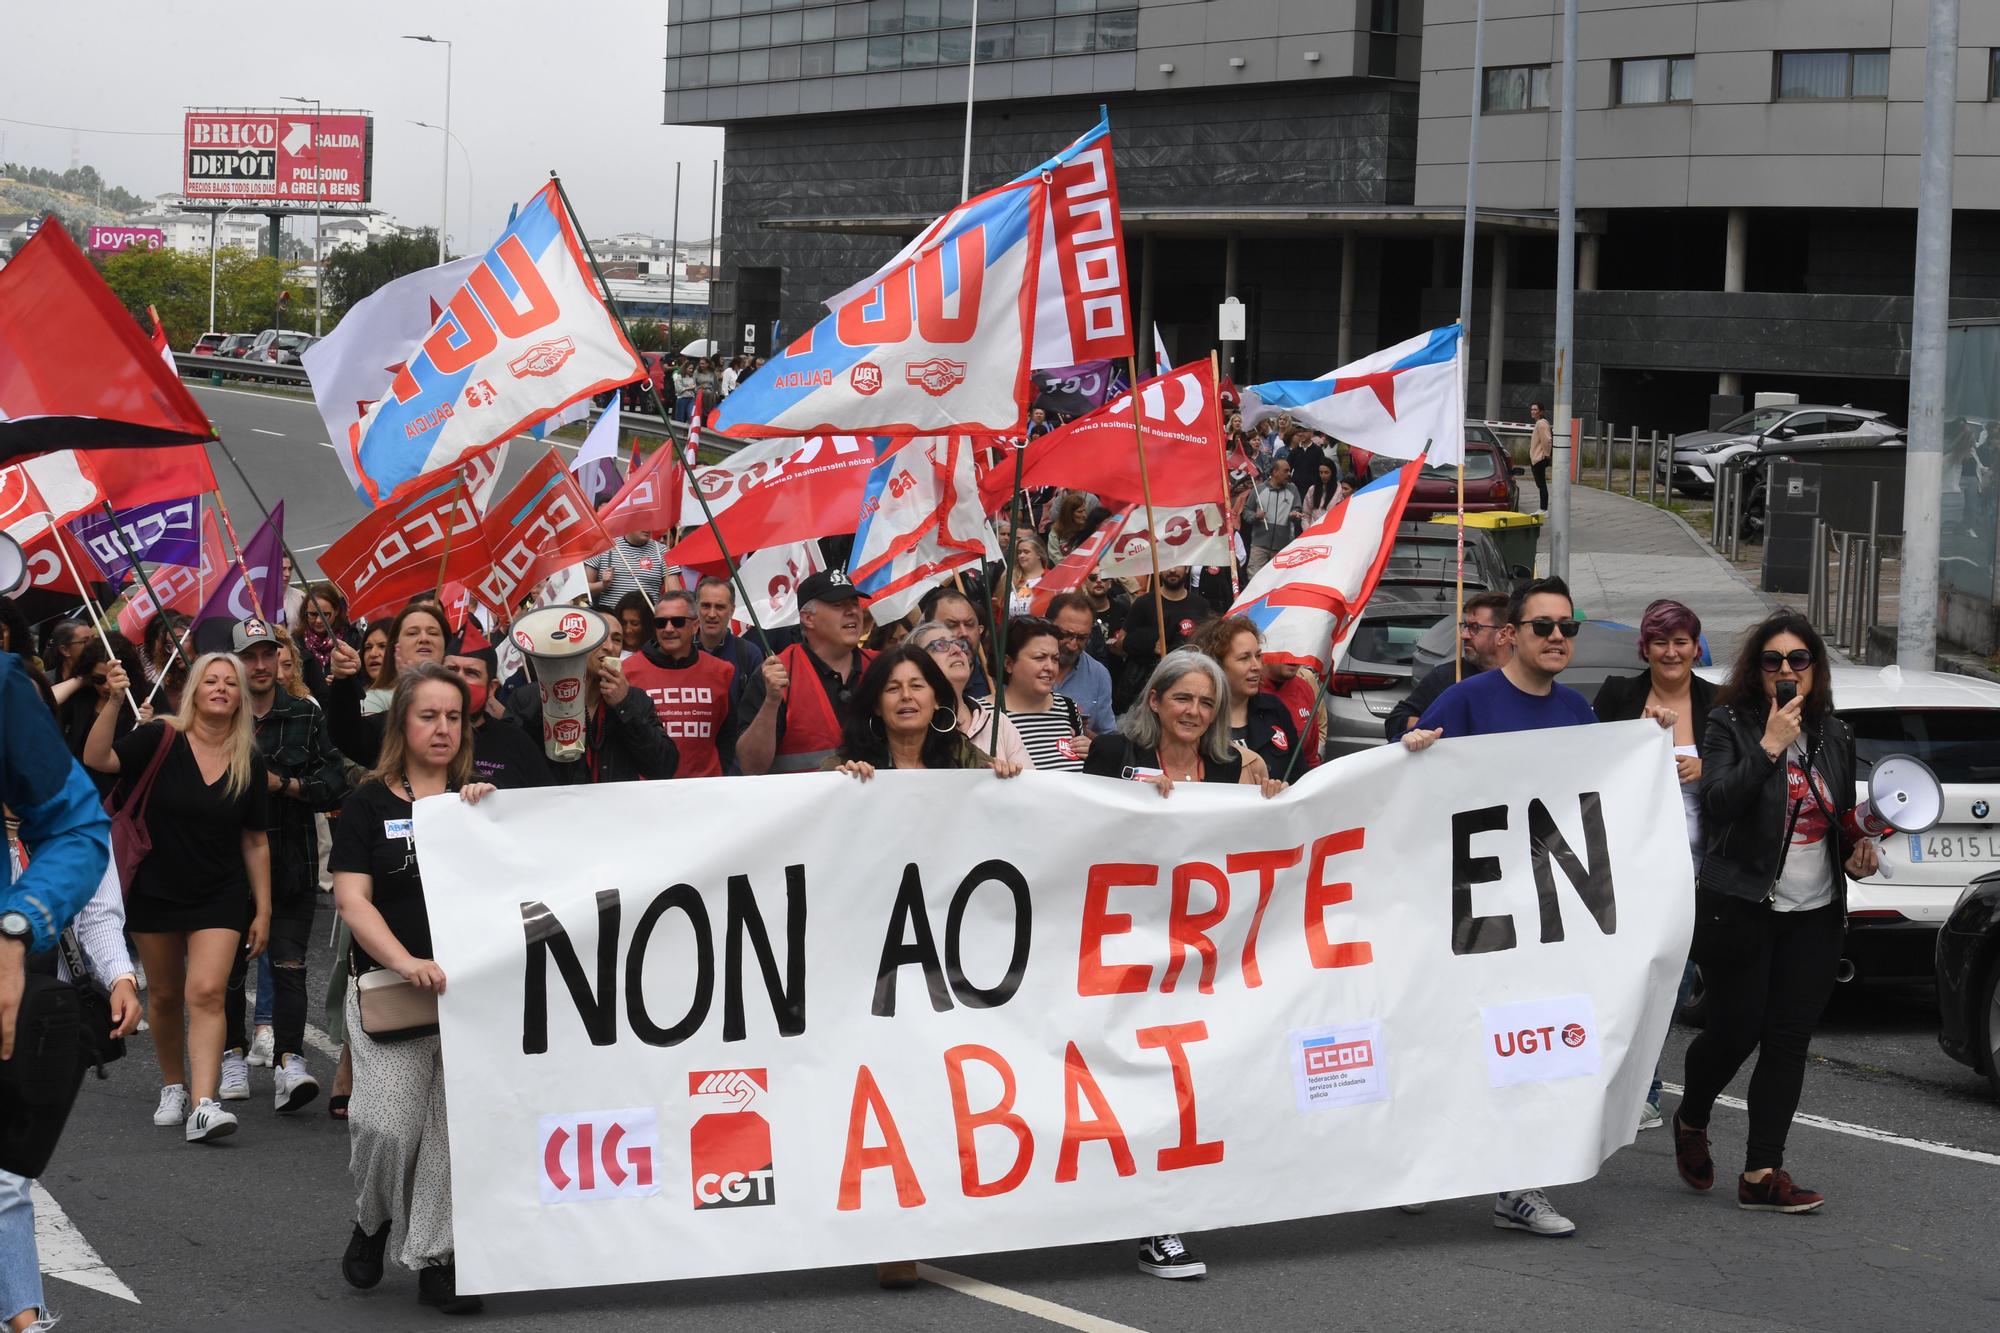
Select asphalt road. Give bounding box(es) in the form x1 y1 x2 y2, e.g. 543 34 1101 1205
33 889 2000 1332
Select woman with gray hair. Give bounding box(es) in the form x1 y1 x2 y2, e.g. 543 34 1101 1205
1083 648 1285 798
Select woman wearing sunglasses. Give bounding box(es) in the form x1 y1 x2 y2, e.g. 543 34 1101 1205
906 620 1031 770
1673 611 1877 1215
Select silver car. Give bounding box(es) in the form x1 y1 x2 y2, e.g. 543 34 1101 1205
1322 593 1457 759
1660 404 1901 497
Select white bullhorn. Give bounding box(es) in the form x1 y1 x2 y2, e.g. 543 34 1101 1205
0 534 26 598
1857 752 1944 838
509 606 606 763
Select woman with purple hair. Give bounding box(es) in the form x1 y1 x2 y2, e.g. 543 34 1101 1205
1593 598 1715 1131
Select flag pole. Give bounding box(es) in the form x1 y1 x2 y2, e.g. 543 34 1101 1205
1209 350 1241 598
208 488 263 612
1125 355 1169 654
549 171 774 657
39 513 143 720
98 502 176 643
1455 441 1466 684
988 437 1026 752
434 474 465 599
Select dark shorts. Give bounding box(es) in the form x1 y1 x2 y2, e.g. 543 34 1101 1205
125 883 251 935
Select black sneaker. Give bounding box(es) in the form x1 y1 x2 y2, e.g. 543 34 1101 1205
341 1221 391 1290
1137 1233 1207 1279
418 1261 485 1315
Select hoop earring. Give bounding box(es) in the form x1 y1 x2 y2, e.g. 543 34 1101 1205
930 706 957 735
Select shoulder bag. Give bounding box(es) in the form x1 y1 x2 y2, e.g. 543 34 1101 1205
103 723 176 889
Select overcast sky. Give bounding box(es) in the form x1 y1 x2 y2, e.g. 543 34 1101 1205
3 1 724 251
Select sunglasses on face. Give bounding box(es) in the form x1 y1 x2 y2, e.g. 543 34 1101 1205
656 615 692 629
1760 649 1814 673
1516 617 1582 639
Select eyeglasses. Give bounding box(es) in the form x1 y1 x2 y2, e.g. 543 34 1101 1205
922 636 973 657
1458 619 1500 635
1759 649 1814 673
656 615 692 628
1516 617 1582 639
1055 631 1089 645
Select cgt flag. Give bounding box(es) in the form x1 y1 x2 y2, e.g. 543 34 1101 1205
1241 324 1466 467
343 183 646 505
714 175 1046 440
850 437 999 624
1228 459 1424 673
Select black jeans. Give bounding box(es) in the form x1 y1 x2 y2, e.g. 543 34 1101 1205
1678 891 1843 1173
1531 458 1551 511
226 901 313 1062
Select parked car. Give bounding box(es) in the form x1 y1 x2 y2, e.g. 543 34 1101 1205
1659 404 1902 499
1321 593 1462 758
190 331 227 356
259 331 315 365
1936 870 2000 1099
1351 425 1523 519
215 332 259 358
1381 520 1524 591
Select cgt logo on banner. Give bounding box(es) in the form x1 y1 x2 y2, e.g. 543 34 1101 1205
419 720 1692 1295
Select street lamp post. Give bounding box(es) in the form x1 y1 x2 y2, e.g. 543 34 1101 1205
404 35 454 261
409 119 474 255
284 96 323 334
208 201 246 333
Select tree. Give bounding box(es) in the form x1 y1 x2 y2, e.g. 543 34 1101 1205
624 318 670 353
99 247 311 346
320 229 446 322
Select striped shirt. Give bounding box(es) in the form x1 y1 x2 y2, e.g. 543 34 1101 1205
1007 695 1086 772
587 537 672 608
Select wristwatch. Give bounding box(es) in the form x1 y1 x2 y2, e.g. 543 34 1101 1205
0 910 31 944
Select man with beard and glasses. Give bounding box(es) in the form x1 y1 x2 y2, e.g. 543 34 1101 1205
1047 592 1116 735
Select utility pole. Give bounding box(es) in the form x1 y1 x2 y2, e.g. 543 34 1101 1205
1548 0 1579 580
1456 0 1488 404
404 35 454 261
1898 0 1960 671
285 97 323 335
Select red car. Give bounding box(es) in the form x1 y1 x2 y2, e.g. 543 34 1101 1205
1350 425 1521 519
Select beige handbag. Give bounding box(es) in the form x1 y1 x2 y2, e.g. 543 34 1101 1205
354 966 440 1041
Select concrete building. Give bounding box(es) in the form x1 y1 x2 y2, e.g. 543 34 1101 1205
666 0 2000 428
124 195 270 256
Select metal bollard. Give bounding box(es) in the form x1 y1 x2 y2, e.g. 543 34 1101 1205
1808 520 1826 623
1646 433 1657 505
1627 426 1638 498
1866 479 1882 635
1710 462 1724 546
1602 421 1615 490
1727 468 1746 562
1830 533 1851 649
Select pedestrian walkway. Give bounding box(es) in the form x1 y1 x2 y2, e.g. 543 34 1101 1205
1554 486 1777 661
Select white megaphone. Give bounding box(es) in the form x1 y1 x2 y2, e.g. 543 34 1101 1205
0 534 27 598
509 605 607 763
1857 752 1944 838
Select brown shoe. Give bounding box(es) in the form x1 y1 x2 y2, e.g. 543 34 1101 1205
876 1261 920 1289
1738 1169 1825 1213
1672 1113 1714 1191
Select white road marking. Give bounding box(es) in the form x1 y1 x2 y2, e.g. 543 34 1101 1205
306 1021 342 1062
1659 1082 2000 1167
293 541 333 554
252 428 285 437
33 1181 140 1304
918 1265 1148 1333
187 384 318 406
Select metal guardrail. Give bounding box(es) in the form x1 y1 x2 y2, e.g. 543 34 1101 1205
172 352 702 451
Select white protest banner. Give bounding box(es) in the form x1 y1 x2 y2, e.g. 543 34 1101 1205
418 720 1692 1295
1096 502 1232 579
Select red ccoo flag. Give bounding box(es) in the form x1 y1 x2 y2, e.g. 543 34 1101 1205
470 451 613 619
321 466 492 625
0 221 214 465
596 438 684 541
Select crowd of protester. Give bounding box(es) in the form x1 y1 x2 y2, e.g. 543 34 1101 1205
0 445 1866 1323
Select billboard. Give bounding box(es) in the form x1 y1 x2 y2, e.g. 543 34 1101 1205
88 226 165 253
182 109 373 203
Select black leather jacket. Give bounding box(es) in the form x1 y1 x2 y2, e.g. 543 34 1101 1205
1696 701 1857 908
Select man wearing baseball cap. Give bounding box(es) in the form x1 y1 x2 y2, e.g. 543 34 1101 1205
223 616 349 1115
737 569 873 775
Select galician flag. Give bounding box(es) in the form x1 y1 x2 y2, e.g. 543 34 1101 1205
1241 324 1466 466
849 437 999 623
341 183 645 505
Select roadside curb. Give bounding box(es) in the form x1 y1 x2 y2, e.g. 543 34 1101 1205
1588 487 1785 613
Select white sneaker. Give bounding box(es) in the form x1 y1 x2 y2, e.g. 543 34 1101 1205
1136 1233 1206 1279
1494 1189 1576 1237
274 1054 320 1114
219 1049 251 1101
153 1084 190 1126
1639 1100 1665 1131
185 1098 238 1144
247 1025 274 1068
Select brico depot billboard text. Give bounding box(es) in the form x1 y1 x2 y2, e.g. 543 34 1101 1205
183 109 373 204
